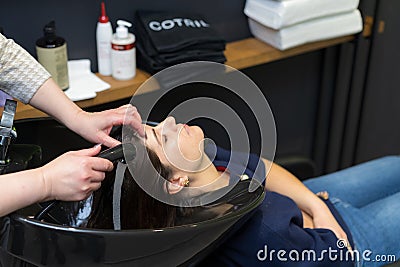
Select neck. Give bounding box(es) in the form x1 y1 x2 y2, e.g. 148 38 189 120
189 157 230 192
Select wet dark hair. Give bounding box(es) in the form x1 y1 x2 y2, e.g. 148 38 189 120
86 148 184 229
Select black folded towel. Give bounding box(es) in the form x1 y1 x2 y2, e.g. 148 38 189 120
137 43 226 74
135 10 226 56
134 10 226 74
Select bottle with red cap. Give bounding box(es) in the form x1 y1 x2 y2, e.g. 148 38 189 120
96 1 113 76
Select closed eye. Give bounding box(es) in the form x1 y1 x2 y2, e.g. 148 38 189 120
152 128 162 146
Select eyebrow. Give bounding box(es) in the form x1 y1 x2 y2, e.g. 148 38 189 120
152 128 162 145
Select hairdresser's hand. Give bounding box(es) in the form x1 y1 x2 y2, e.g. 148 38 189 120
313 208 353 251
39 145 113 201
71 104 144 148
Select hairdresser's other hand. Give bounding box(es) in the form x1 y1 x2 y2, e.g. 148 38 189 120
72 104 144 148
39 145 113 201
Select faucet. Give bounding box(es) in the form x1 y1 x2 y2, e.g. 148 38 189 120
0 99 17 173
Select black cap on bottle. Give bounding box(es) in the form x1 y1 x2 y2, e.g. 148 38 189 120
37 20 65 48
43 21 56 36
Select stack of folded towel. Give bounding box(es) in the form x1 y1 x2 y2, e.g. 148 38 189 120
244 0 363 50
135 10 226 74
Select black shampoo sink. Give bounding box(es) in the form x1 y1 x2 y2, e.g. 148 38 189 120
0 118 265 266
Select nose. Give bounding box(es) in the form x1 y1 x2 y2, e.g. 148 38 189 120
162 116 176 128
156 116 176 133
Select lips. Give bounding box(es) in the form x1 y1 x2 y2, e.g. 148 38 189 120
183 124 190 135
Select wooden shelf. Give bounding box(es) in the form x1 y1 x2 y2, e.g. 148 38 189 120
14 70 153 120
13 35 354 120
225 35 354 70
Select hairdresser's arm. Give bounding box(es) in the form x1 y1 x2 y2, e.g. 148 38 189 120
0 145 113 217
29 78 144 147
262 159 349 245
1 34 143 145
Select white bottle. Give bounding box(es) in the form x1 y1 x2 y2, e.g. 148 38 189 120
111 20 136 80
96 2 113 76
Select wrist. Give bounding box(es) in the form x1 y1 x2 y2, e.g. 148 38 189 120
305 196 330 218
64 108 87 136
36 166 53 202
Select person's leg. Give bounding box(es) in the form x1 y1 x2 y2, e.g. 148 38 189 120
303 156 400 266
359 192 400 256
331 192 400 267
304 156 400 208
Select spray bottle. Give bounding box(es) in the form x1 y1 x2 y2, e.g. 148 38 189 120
111 20 136 80
96 1 113 76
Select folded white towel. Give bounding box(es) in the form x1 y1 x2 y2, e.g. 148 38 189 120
248 10 363 50
244 0 359 29
64 59 110 102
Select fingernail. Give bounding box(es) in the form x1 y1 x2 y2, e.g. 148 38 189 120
93 143 102 148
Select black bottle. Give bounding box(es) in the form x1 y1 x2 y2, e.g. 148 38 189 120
36 21 69 90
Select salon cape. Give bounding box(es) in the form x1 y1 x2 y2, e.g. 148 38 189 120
202 144 355 267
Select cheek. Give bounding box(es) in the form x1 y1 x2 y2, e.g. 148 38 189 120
176 132 202 160
159 136 202 171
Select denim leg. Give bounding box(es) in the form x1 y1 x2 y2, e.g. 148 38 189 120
304 156 400 208
359 192 400 256
331 195 400 267
304 156 400 266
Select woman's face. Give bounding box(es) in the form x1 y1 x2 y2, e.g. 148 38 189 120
144 117 206 173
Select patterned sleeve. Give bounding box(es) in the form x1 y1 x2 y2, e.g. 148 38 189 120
0 33 51 104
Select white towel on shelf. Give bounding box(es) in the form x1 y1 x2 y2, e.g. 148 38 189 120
244 0 359 30
248 9 363 51
64 59 110 102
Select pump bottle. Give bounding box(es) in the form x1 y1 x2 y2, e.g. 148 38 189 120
36 21 69 90
111 20 136 80
96 1 113 76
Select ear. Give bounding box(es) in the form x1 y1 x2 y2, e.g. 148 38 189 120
166 175 189 195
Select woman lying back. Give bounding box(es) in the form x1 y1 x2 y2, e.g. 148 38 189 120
87 116 400 267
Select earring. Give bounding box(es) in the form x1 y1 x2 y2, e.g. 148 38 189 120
183 178 190 187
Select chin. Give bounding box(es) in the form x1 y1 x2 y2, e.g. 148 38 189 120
192 125 204 138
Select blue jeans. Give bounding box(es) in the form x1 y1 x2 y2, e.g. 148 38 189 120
304 156 400 267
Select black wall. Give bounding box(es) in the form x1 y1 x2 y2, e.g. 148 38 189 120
0 0 250 72
321 0 400 172
354 0 400 164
